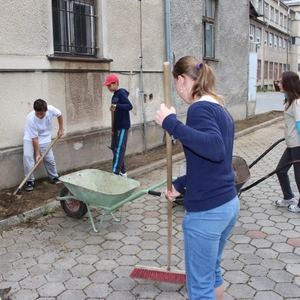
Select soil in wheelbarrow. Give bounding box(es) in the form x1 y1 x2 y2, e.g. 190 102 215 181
0 110 283 221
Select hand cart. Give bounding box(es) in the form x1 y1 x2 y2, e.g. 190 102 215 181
57 169 165 232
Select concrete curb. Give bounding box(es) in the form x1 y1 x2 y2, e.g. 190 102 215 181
0 116 284 228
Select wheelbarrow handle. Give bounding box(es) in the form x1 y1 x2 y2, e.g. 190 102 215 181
148 190 161 196
248 138 285 169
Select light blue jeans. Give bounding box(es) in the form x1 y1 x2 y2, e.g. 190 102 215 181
23 140 59 181
182 195 240 300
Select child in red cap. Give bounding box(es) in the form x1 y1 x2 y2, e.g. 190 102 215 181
103 75 133 176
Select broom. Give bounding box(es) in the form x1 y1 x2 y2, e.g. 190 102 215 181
129 62 186 284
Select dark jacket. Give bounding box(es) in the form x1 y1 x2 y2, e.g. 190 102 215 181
163 99 237 212
112 88 133 129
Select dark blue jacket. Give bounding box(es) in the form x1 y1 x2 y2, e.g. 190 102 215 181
112 88 133 129
162 99 237 212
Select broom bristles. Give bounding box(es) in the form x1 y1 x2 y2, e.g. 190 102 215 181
130 265 186 285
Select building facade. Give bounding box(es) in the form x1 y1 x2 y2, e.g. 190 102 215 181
249 0 300 90
250 0 291 90
0 0 249 188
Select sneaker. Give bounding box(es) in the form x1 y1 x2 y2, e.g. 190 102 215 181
120 172 127 177
275 198 296 207
52 177 61 184
25 181 34 191
288 204 300 213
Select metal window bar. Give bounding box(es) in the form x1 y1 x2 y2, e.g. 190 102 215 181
52 0 96 56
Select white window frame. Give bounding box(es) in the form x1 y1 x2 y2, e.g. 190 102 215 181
270 6 274 21
202 0 216 59
269 33 273 48
274 35 278 49
284 15 287 28
257 0 262 15
256 27 261 44
279 37 282 50
264 3 269 18
250 25 255 41
264 30 268 46
275 9 279 24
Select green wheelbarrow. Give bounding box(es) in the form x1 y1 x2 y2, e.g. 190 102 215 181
57 169 166 232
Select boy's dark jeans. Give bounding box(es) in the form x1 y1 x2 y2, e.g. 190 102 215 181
112 128 129 174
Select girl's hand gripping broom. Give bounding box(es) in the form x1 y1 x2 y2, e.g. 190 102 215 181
129 62 186 284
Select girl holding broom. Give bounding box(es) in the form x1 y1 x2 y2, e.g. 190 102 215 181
156 56 240 300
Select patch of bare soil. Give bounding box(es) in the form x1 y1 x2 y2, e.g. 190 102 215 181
0 110 283 221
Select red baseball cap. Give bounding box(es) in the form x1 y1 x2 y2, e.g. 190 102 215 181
103 74 119 86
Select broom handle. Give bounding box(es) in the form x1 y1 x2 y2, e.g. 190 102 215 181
163 62 173 271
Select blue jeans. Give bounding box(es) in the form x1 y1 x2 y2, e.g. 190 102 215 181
182 196 240 300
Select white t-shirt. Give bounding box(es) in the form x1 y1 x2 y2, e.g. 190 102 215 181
23 105 61 144
284 99 300 148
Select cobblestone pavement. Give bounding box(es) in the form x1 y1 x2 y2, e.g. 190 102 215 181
1 118 300 300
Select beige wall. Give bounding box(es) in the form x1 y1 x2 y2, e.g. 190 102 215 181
0 0 249 188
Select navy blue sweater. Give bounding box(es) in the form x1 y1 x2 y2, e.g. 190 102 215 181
162 97 237 212
112 88 133 129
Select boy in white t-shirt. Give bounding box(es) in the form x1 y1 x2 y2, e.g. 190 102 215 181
23 99 64 191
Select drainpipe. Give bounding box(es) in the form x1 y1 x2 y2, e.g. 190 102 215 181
138 0 147 150
164 0 173 106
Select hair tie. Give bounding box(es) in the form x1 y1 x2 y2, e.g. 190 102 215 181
196 62 202 70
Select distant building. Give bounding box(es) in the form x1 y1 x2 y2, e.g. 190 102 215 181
250 0 291 91
249 0 300 91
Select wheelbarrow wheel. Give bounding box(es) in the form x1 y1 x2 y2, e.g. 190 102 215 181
60 187 88 219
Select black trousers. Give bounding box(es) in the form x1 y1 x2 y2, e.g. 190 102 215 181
276 146 300 203
112 128 129 174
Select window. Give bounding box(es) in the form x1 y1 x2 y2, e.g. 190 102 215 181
264 30 268 46
279 63 282 75
279 37 282 50
269 33 273 47
269 62 273 79
256 28 261 44
264 61 268 79
284 15 287 28
52 0 96 56
274 35 278 49
264 3 269 18
270 6 274 21
257 59 261 80
275 10 279 24
280 13 283 26
257 0 262 15
249 25 255 41
274 62 278 79
202 0 215 58
292 37 300 45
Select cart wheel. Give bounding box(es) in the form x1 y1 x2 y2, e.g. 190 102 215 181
60 187 88 219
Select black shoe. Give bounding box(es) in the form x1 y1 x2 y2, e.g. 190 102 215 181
25 181 34 191
52 177 61 184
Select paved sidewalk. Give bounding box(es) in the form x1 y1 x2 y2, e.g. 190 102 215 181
1 118 300 300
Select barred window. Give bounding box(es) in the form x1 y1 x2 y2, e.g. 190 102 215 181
52 0 96 56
